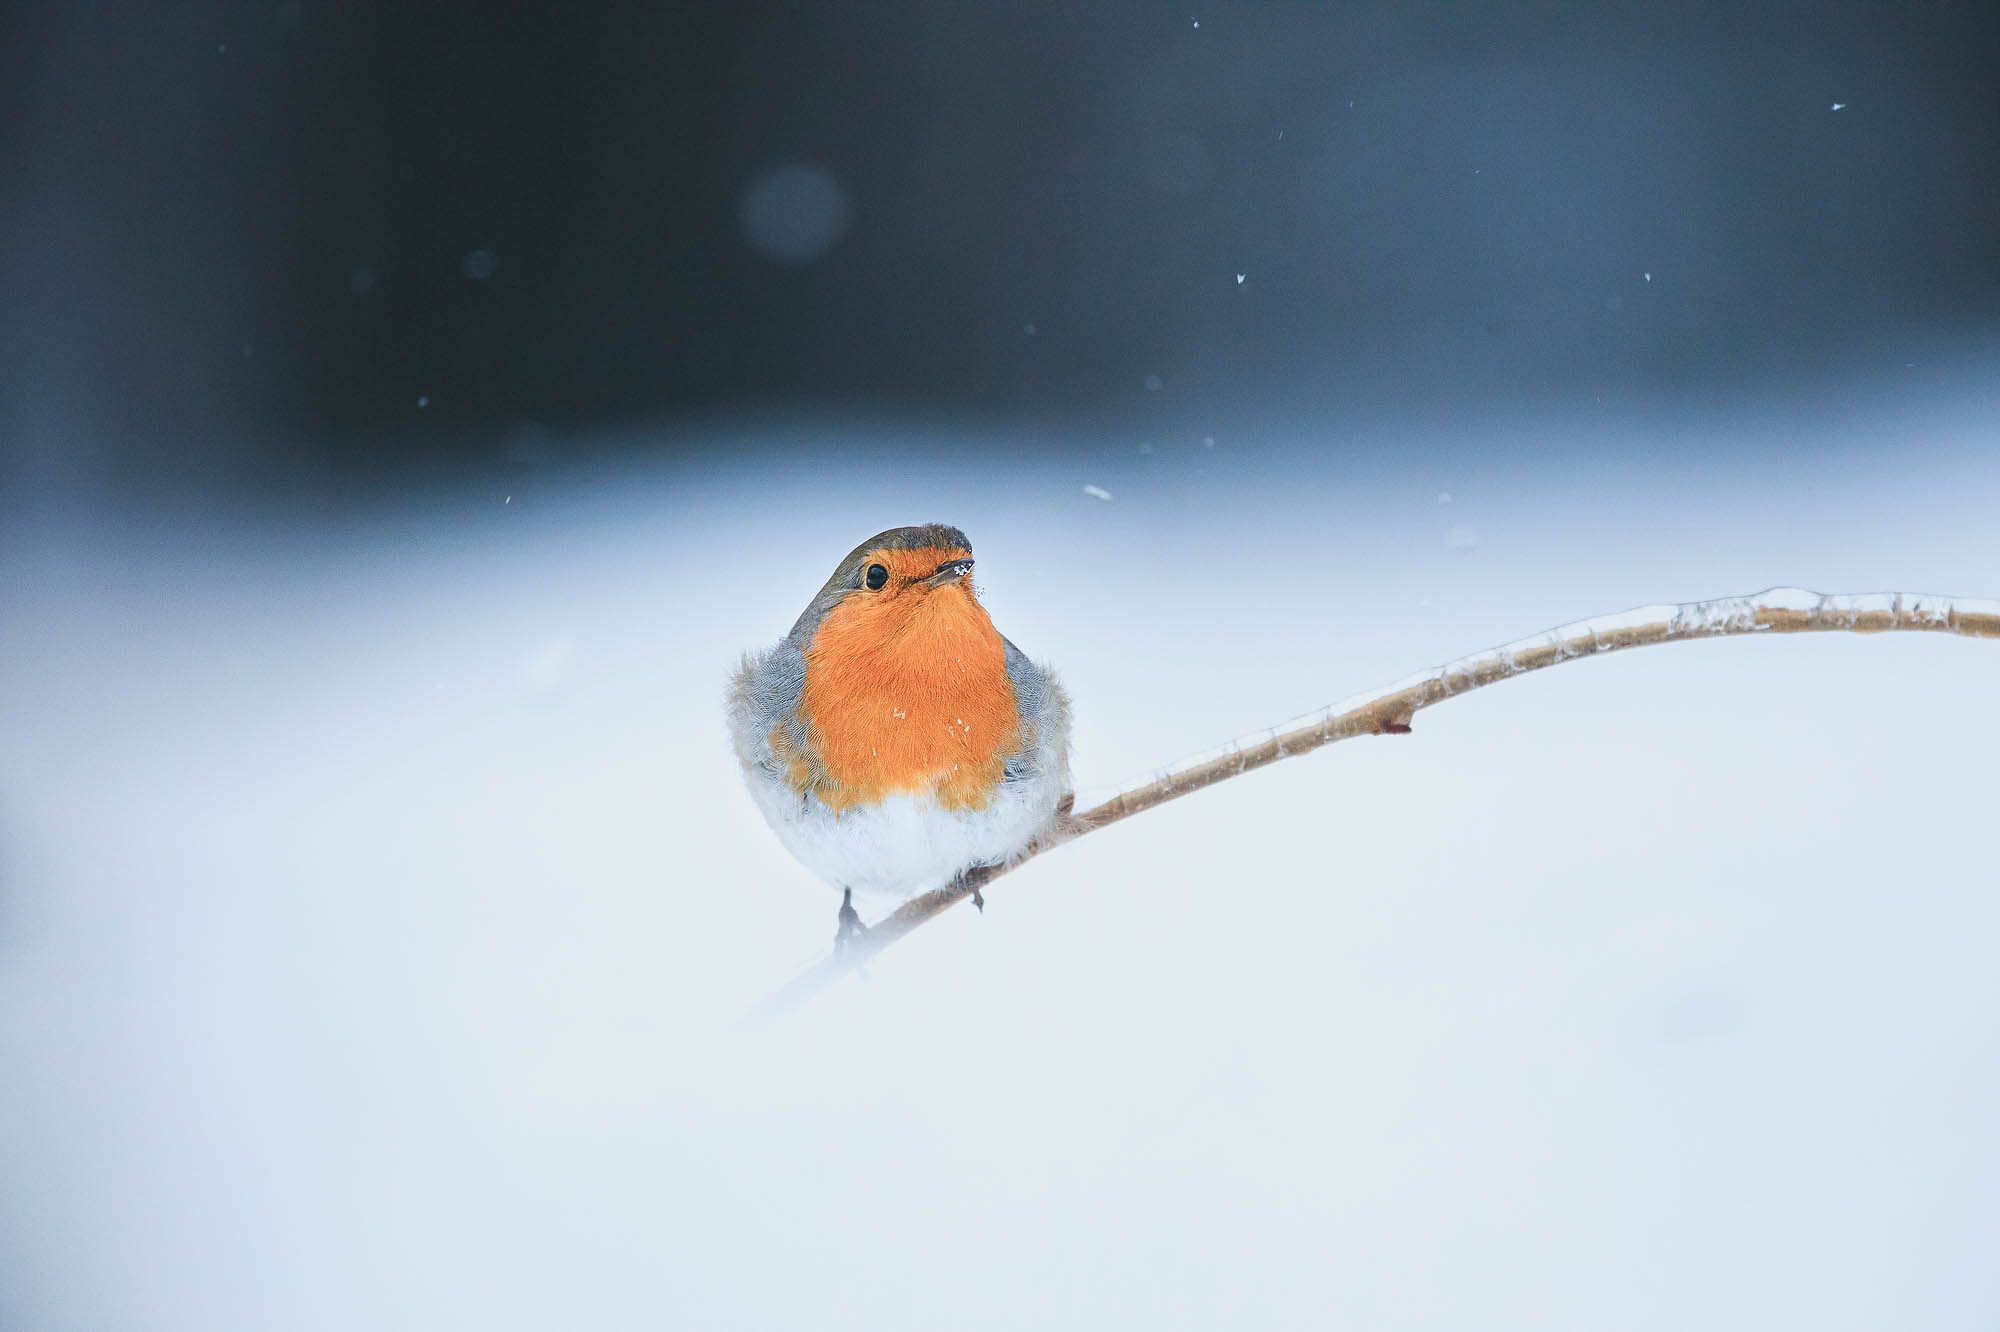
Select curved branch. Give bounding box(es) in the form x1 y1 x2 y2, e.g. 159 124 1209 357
757 588 2000 1014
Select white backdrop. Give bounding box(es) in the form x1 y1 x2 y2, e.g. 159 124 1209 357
3 378 1997 1328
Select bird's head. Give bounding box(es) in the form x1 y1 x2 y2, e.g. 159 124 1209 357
788 524 986 648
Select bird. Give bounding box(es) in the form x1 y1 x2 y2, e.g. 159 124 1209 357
728 525 1073 951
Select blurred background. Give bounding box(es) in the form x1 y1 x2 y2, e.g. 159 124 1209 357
4 3 1999 1328
6 0 1999 494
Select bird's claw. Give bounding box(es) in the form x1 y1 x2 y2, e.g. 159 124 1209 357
833 887 868 954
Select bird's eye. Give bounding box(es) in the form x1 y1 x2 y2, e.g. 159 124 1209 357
864 563 889 590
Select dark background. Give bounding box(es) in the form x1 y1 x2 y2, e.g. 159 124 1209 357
4 1 1997 488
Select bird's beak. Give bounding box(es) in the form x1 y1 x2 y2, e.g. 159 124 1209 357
925 557 975 587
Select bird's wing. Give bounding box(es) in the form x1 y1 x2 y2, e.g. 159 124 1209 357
1000 636 1073 790
726 640 810 781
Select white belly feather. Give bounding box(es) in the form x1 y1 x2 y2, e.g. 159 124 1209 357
745 760 1063 902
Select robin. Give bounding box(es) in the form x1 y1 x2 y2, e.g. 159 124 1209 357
728 525 1073 950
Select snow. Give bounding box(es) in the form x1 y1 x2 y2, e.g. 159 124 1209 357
1753 586 1822 612
517 636 578 696
3 385 1999 1329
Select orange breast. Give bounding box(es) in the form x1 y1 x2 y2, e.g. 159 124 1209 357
797 575 1017 811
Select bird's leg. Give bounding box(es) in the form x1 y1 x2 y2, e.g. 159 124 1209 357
967 877 985 912
833 886 868 953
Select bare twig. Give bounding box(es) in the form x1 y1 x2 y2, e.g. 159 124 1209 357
757 588 2000 1014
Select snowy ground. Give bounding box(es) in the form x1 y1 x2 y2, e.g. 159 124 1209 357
3 380 1998 1329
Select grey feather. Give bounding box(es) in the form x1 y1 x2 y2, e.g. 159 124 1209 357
1000 636 1072 789
726 641 806 776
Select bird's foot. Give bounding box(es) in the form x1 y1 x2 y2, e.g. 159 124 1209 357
970 883 985 913
833 887 868 954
